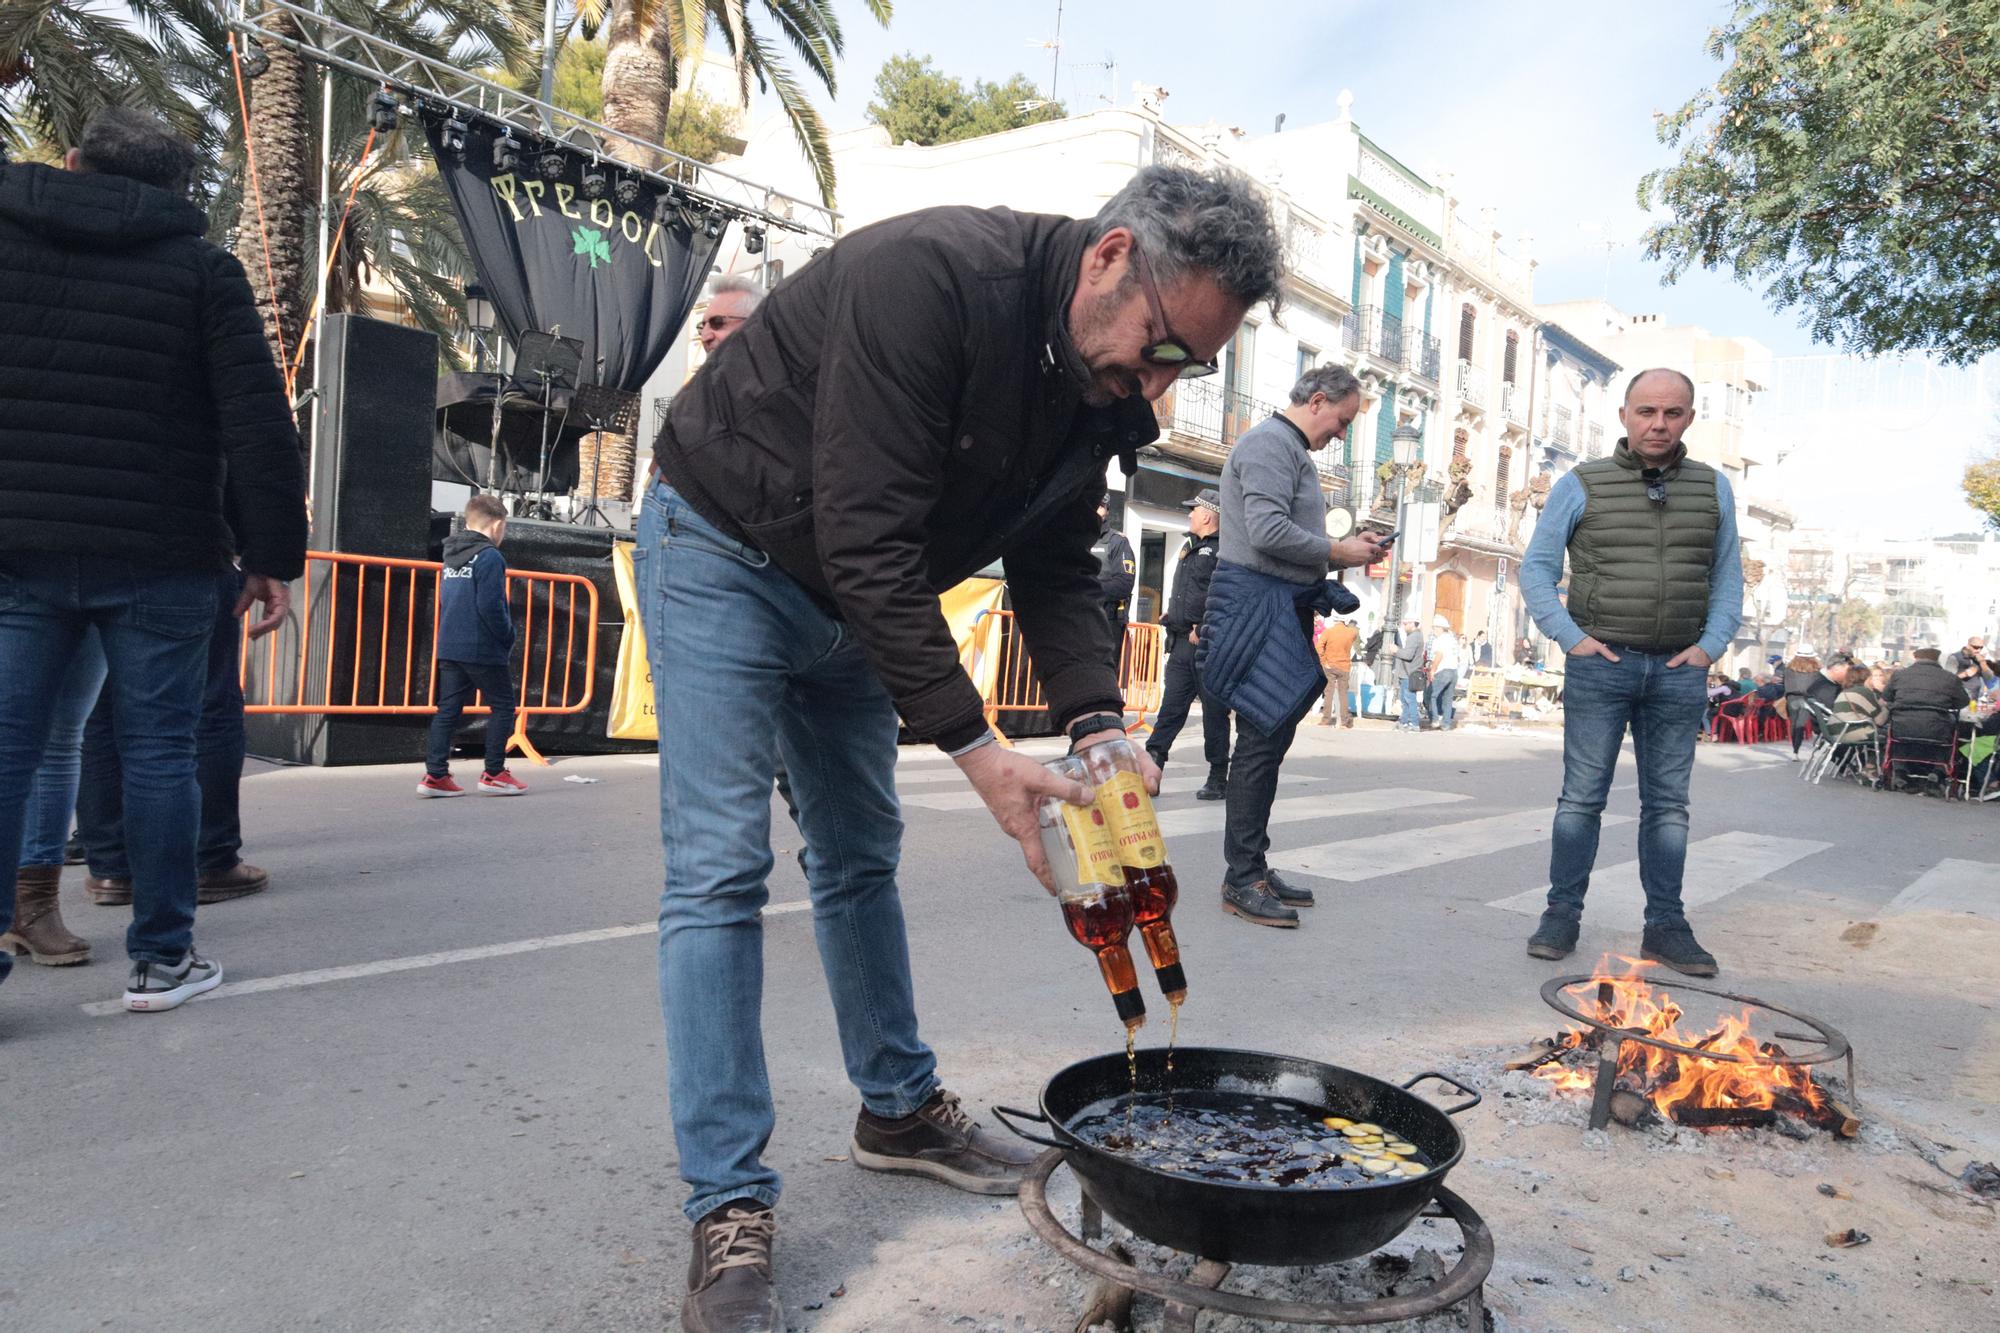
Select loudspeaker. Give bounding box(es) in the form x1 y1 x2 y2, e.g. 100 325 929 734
310 313 437 558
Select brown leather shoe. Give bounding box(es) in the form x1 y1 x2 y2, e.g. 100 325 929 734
198 861 270 904
2 865 90 965
850 1089 1038 1195
85 875 132 907
682 1202 781 1333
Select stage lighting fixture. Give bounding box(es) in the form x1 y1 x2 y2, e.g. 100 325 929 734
367 91 400 134
613 173 644 207
236 37 270 80
703 213 725 240
439 113 470 159
743 225 765 255
537 148 567 180
580 160 608 200
492 131 523 174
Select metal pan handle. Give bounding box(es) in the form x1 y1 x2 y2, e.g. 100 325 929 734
1400 1071 1481 1116
991 1104 1066 1149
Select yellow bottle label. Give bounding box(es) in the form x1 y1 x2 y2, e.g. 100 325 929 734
1098 771 1166 868
1061 802 1123 887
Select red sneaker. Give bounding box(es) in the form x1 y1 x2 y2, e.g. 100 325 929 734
478 769 528 796
417 774 466 798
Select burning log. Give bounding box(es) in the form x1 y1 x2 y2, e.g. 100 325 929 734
1672 1106 1778 1130
1505 1038 1566 1073
1606 1089 1656 1129
1823 1095 1862 1139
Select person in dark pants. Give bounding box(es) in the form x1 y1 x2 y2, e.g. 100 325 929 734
1094 493 1136 673
78 566 272 906
1146 488 1232 799
419 495 524 796
1209 365 1387 927
0 110 305 1012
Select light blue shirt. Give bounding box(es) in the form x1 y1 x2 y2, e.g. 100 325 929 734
1519 465 1743 663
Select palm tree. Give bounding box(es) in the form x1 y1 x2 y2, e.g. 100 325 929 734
0 0 213 156
579 0 891 206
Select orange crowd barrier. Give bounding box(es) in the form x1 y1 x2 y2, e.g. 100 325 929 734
967 609 1166 742
239 551 599 766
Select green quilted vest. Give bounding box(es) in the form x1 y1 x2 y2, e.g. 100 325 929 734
1565 441 1721 652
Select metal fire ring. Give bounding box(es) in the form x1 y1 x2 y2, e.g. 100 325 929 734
1540 974 1853 1070
1017 1150 1494 1329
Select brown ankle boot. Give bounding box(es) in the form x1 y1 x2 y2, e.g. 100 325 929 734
2 865 91 965
85 874 132 906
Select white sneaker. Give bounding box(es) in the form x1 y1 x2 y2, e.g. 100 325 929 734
123 950 223 1012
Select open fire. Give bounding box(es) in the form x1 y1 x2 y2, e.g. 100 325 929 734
1523 958 1858 1135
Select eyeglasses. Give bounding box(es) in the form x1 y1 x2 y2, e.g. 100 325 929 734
701 314 746 332
1642 469 1667 506
1130 243 1218 380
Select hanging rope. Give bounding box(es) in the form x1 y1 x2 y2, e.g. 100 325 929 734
285 123 381 396
230 34 292 383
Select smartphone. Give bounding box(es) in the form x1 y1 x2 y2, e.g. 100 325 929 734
1377 529 1401 546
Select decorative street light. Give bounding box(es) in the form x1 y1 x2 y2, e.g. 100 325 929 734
464 283 495 372
1383 422 1424 628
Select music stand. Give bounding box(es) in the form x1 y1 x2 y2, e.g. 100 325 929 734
569 383 641 528
514 330 584 517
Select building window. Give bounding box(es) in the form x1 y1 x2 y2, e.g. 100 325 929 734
1587 423 1604 457
1452 427 1469 462
1494 445 1512 517
1457 303 1476 362
1502 331 1519 385
1553 404 1574 445
1296 343 1318 380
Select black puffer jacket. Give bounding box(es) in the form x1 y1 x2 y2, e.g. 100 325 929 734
0 163 307 579
655 205 1155 750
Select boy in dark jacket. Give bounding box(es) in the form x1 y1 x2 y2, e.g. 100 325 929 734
420 496 523 796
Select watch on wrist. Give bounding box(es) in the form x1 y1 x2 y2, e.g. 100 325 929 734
1066 712 1126 748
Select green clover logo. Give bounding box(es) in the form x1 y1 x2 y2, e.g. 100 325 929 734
571 225 611 268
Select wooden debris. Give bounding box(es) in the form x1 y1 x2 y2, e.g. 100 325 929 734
1073 1243 1136 1333
1607 1090 1655 1128
1824 1095 1862 1138
1505 1038 1565 1072
1824 1228 1871 1248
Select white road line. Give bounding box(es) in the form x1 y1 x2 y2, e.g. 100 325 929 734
1274 810 1635 883
1485 831 1830 929
1155 788 1465 838
80 902 813 1018
893 770 975 787
1884 859 2000 920
898 771 1323 811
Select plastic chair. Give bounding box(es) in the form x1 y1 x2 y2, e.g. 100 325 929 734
1710 696 1753 744
1881 705 1960 796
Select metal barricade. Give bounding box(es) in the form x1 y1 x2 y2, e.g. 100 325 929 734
239 551 599 765
969 609 1166 740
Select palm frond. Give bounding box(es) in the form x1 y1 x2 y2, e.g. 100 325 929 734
746 30 834 205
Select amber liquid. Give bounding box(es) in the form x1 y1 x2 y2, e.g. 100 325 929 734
1060 894 1143 1027
1166 995 1182 1114
1125 866 1183 981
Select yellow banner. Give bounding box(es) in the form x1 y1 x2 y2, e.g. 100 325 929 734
606 555 1008 743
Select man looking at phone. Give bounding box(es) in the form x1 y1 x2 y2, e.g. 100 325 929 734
1519 368 1742 977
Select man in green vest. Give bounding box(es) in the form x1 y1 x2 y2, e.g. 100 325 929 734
1519 368 1743 976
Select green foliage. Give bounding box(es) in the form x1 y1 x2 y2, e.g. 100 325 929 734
866 52 1064 146
1640 0 2000 364
549 31 605 121
1833 599 1882 649
1964 453 2000 533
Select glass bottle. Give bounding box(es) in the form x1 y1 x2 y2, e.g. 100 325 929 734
1079 738 1187 1003
1037 757 1146 1031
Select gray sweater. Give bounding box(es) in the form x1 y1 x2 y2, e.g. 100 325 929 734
1218 414 1330 583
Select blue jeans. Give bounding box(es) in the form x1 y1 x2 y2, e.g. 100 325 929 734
1546 648 1709 927
425 660 516 778
76 569 248 878
1428 669 1458 730
19 631 108 867
633 484 938 1223
0 557 218 983
1398 676 1422 727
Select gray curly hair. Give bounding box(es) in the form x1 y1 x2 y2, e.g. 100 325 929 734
1090 165 1285 313
78 106 199 196
1289 363 1362 406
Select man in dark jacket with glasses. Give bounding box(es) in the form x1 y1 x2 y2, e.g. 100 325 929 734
641 165 1284 1333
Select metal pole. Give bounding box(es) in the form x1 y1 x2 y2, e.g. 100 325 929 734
537 0 559 130
308 55 333 513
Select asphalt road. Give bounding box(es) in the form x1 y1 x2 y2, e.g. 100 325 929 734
3 716 1995 1331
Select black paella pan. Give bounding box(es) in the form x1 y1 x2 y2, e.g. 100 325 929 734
994 1046 1480 1266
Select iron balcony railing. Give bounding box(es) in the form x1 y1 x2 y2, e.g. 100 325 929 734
1403 329 1442 385
1456 359 1487 409
1154 379 1350 498
1342 306 1439 384
1501 381 1526 426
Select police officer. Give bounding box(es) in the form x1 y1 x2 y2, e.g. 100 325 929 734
1146 489 1231 799
1094 492 1136 671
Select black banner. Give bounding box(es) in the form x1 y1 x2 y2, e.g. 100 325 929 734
422 112 724 392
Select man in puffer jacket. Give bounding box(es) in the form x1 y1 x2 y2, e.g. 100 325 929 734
0 109 306 1013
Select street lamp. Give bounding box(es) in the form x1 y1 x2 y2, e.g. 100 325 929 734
464 283 495 373
1383 422 1424 628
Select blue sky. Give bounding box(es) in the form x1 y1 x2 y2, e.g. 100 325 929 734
806 0 1799 350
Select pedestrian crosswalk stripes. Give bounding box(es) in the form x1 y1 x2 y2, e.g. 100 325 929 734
1271 810 1637 883
1884 859 2000 921
1154 788 1466 838
894 771 1322 804
1486 831 1831 930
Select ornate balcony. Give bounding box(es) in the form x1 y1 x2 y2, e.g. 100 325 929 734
1456 360 1487 411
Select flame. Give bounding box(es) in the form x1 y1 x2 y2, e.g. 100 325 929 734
1533 957 1828 1123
